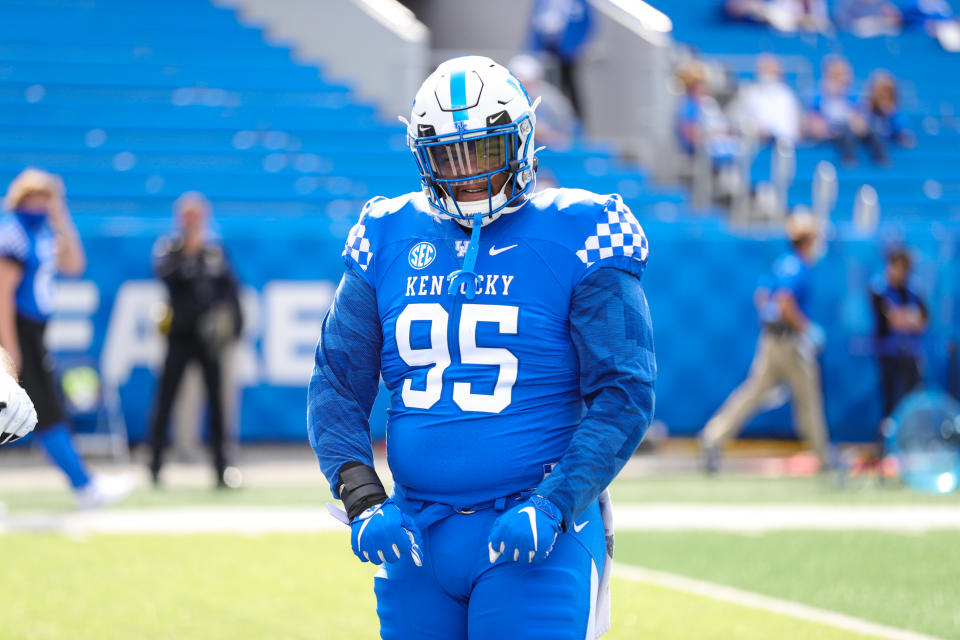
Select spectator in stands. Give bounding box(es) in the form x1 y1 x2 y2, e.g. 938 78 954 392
808 56 888 166
0 168 133 508
676 61 741 167
700 212 833 474
725 0 831 33
728 54 802 146
509 54 577 149
898 0 960 51
871 247 927 424
529 0 592 119
865 71 915 157
835 0 902 36
724 0 773 23
899 0 952 26
148 192 242 489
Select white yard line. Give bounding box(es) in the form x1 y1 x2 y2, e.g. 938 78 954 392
613 564 944 640
3 504 960 535
0 507 344 536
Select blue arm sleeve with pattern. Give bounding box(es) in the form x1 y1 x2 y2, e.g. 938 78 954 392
307 267 382 498
536 267 656 528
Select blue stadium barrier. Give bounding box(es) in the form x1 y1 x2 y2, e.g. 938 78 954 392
54 215 958 445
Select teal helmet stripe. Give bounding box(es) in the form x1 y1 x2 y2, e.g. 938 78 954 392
449 69 469 122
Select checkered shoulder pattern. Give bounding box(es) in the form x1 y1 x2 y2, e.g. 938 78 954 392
575 197 649 268
342 197 389 272
343 220 371 271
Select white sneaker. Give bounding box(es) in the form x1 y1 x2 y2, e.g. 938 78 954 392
75 474 136 510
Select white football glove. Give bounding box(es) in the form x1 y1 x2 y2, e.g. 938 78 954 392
0 371 38 445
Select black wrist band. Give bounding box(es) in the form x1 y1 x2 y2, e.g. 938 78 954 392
338 462 388 520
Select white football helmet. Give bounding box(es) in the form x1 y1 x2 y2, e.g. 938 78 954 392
405 56 538 226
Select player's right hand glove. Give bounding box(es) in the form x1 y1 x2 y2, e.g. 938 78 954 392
487 494 562 564
350 499 423 567
0 371 37 445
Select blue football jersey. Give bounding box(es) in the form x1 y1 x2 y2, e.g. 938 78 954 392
343 187 648 506
759 250 812 324
0 213 56 321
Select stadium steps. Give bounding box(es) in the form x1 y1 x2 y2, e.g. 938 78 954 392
665 0 960 222
0 0 684 220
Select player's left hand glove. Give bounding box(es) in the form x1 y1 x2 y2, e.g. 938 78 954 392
0 371 37 445
487 494 562 564
350 499 423 567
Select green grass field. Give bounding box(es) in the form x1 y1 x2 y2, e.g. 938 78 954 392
2 533 886 640
2 473 956 639
617 530 960 639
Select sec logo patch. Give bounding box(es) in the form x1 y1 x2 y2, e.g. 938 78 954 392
408 242 437 270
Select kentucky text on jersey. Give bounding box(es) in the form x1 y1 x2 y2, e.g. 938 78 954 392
405 274 515 297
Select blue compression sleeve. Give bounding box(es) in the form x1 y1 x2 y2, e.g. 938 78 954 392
536 267 656 528
307 268 383 498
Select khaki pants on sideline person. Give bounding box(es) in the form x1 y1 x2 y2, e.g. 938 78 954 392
702 331 829 466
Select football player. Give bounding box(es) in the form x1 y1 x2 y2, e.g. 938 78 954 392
308 56 656 639
0 168 133 507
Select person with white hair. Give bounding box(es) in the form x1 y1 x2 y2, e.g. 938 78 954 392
0 168 133 508
728 54 802 146
147 192 243 489
700 212 833 473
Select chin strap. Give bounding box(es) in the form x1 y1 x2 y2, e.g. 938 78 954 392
446 212 484 299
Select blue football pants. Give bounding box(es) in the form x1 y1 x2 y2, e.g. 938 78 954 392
374 499 605 639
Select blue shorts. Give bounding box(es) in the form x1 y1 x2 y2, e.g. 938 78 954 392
374 498 606 640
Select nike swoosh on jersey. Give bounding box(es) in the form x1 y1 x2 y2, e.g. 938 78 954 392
573 520 589 533
489 244 518 256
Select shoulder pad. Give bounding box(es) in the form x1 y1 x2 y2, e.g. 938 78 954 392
342 193 428 274
570 193 648 270
528 188 649 275
342 197 388 272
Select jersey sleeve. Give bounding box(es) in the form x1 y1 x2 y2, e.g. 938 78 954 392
342 196 388 290
307 268 383 498
0 218 29 265
571 194 649 283
536 266 656 528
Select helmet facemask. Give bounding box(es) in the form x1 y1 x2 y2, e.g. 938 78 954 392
410 115 536 226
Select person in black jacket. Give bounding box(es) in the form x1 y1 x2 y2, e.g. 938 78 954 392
148 192 242 488
871 247 927 421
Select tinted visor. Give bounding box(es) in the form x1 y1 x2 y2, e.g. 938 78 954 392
425 134 511 181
